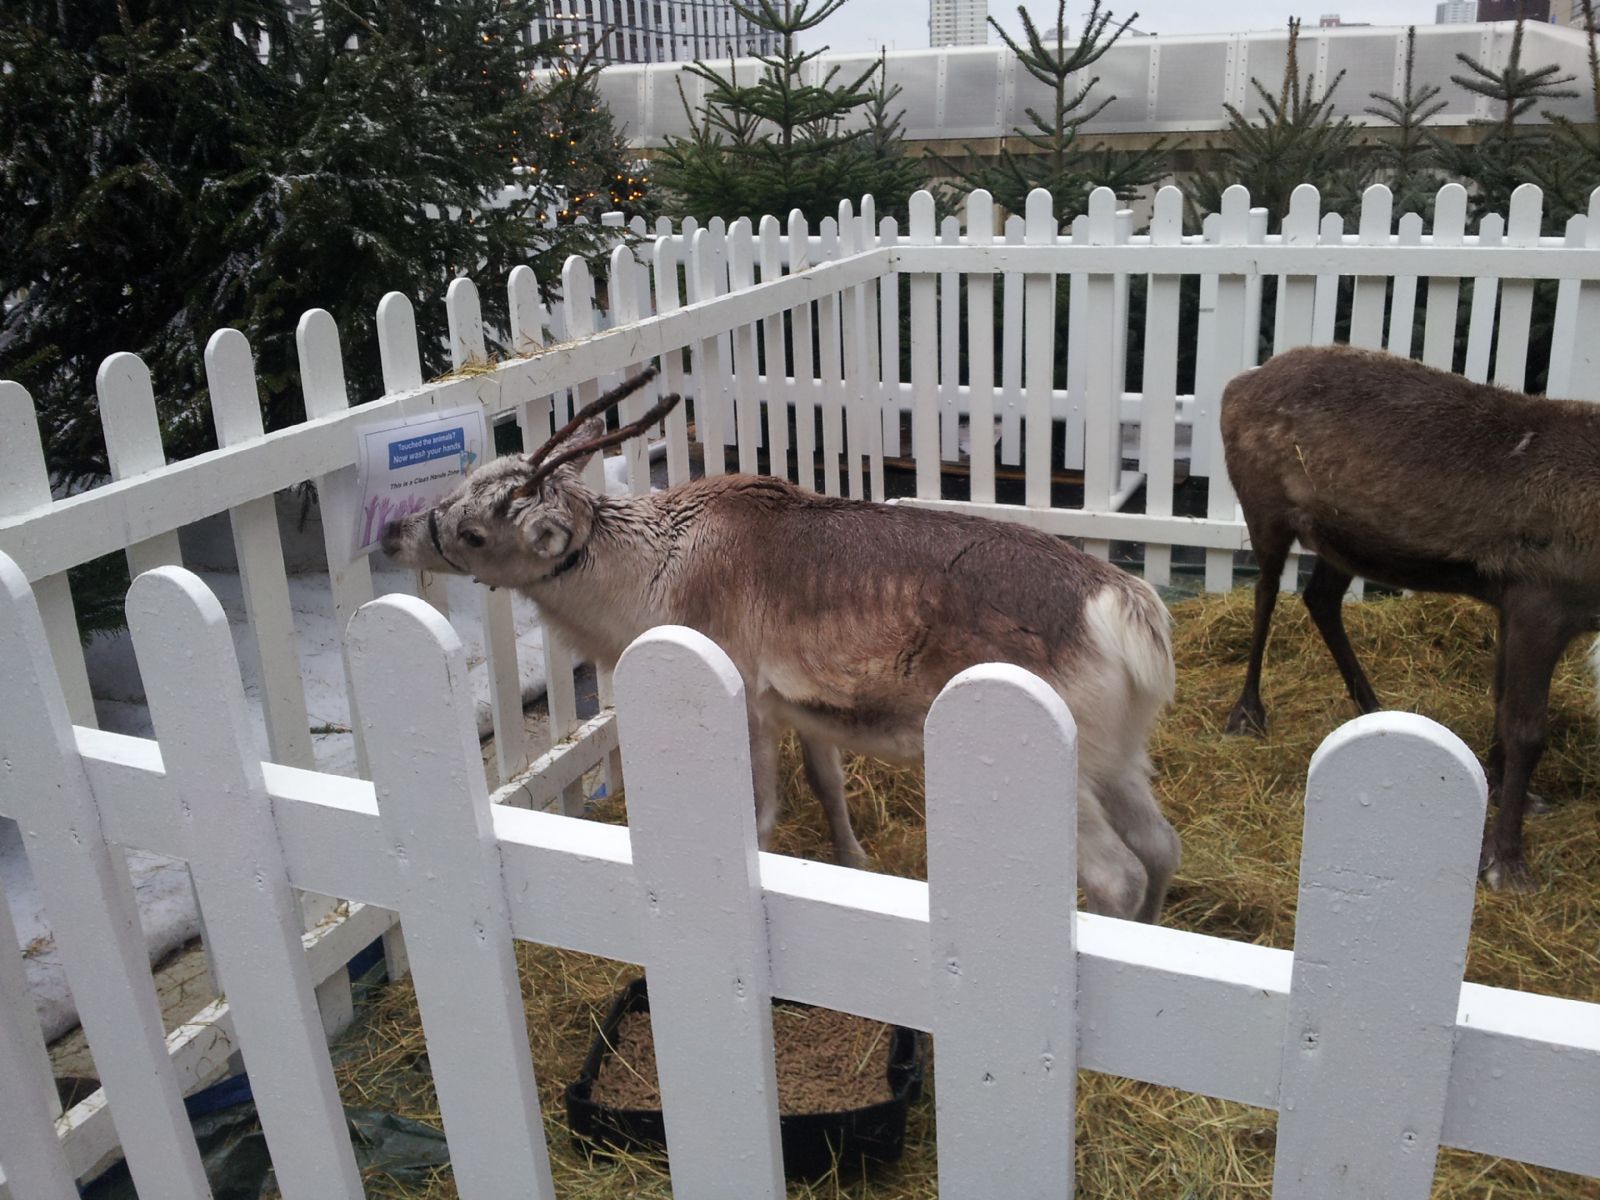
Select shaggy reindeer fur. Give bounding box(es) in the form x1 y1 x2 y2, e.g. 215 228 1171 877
1222 343 1600 891
382 408 1181 922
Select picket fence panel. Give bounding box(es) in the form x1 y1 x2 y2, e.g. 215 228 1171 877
6 179 1600 1191
2 554 1597 1198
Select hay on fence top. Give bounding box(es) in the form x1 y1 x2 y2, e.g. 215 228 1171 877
319 589 1599 1200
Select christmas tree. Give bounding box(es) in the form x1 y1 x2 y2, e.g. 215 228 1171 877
1364 26 1447 220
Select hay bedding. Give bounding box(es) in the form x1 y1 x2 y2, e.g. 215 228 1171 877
318 590 1598 1199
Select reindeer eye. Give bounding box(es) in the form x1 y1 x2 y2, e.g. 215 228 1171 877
460 529 487 549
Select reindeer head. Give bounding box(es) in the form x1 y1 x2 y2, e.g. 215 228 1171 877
380 368 680 590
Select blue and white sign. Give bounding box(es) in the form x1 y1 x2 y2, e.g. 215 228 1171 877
353 405 488 558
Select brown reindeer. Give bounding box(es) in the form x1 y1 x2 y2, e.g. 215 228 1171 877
1221 343 1600 891
382 371 1182 921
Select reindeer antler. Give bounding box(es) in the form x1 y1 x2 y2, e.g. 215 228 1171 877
518 365 684 495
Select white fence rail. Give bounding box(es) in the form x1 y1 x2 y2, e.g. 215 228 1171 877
1 559 1597 1197
4 177 1600 1188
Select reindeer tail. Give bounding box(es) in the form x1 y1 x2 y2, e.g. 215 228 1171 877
1084 575 1176 710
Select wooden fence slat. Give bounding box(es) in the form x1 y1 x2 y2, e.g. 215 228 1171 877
939 214 962 462
817 217 845 496
561 257 609 495
1000 214 1025 466
909 191 940 499
127 567 364 1200
0 381 96 726
1545 214 1585 397
1023 189 1057 510
840 201 868 499
376 292 450 619
789 211 818 490
0 552 213 1200
1065 213 1089 474
1310 212 1344 347
347 595 554 1200
1203 188 1251 593
1349 185 1393 350
1549 190 1600 400
758 215 791 480
0 871 78 1198
1081 189 1121 561
447 278 528 788
1242 207 1269 367
204 329 315 771
615 626 784 1200
1140 187 1184 589
926 663 1079 1198
1422 184 1468 371
1273 185 1322 356
1273 713 1487 1198
1387 212 1425 357
878 216 903 461
965 190 997 504
1493 185 1543 391
603 249 656 494
650 241 695 486
858 197 886 500
690 231 730 476
728 218 763 473
1464 213 1505 383
1192 213 1221 477
97 352 183 577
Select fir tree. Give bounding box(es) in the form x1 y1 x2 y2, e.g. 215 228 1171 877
0 0 647 484
934 0 1164 222
1430 8 1577 222
652 0 928 224
1530 0 1600 223
1364 26 1447 220
1191 18 1364 228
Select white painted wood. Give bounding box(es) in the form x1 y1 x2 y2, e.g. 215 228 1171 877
789 211 819 491
939 214 962 462
878 216 903 460
204 329 315 770
1081 189 1122 562
0 381 95 726
126 568 363 1199
97 352 183 577
1274 713 1487 1198
1000 214 1025 466
1273 186 1322 355
840 201 867 499
817 217 845 496
1546 215 1585 398
925 664 1078 1198
1349 185 1392 350
1065 213 1089 475
758 215 790 480
0 552 211 1200
1549 192 1600 400
1387 212 1425 357
965 191 997 504
347 594 554 1200
1242 207 1269 367
1494 185 1543 391
859 199 886 500
298 310 376 777
560 257 609 495
1310 213 1344 347
1422 184 1468 370
1204 187 1250 593
0 874 77 1198
376 291 450 619
1141 187 1184 589
1464 213 1504 384
909 191 939 498
727 218 763 472
1192 213 1221 476
691 230 730 476
447 278 528 787
601 248 655 493
648 241 694 485
615 627 784 1199
1023 189 1057 510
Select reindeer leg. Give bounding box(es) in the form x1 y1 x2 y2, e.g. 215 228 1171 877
1226 522 1293 736
1481 601 1576 892
1485 608 1550 815
800 736 870 870
747 704 782 852
1302 558 1381 715
1076 787 1149 921
1098 770 1182 923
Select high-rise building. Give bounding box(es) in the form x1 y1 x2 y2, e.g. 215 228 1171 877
1476 0 1551 18
532 0 777 66
930 0 988 47
1557 0 1594 27
1435 0 1479 20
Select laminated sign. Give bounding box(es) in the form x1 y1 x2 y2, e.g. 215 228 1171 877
352 405 488 558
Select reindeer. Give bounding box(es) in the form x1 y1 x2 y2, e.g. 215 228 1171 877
382 370 1182 922
1221 343 1600 891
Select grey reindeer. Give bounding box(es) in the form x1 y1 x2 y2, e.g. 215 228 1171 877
383 370 1181 921
1221 343 1600 892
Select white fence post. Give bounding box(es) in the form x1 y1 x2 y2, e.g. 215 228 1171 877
0 552 211 1200
909 190 940 499
965 190 997 504
1273 712 1487 1197
757 214 791 481
999 212 1025 466
816 216 846 496
1081 188 1122 562
347 594 555 1200
728 217 764 474
1202 186 1251 593
1023 189 1057 510
1140 186 1184 589
1493 184 1543 392
615 626 784 1198
1422 184 1468 371
925 663 1079 1198
126 567 364 1199
1463 212 1505 383
788 210 819 490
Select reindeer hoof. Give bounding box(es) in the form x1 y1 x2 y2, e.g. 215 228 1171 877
836 847 876 872
1480 850 1538 894
1224 703 1267 737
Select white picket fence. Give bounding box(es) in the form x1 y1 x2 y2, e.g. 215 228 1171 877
1 558 1598 1198
2 177 1600 1192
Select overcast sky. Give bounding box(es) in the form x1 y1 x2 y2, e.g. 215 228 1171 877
803 1 1448 53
